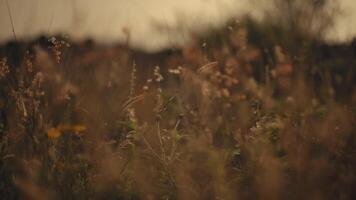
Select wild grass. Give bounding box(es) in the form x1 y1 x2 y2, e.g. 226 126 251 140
0 5 356 200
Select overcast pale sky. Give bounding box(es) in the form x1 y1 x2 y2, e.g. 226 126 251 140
0 0 355 52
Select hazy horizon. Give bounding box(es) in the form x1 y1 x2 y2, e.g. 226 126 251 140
0 0 355 52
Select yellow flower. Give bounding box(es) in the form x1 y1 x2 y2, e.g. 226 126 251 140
47 128 62 139
72 125 86 134
47 124 86 138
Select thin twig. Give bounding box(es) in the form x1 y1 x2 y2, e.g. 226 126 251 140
158 96 176 114
169 118 181 162
156 121 166 160
118 157 130 177
140 131 163 162
4 0 17 41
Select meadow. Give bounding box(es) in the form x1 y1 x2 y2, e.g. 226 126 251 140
0 9 356 200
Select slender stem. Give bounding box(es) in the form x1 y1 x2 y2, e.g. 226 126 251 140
140 131 163 162
4 0 17 41
156 121 166 160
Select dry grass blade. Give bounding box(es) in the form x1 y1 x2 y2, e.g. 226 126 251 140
121 94 145 111
158 96 176 114
197 61 218 75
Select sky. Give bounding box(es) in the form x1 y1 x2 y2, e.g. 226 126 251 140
0 0 355 52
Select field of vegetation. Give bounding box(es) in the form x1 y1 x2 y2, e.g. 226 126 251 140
0 3 356 199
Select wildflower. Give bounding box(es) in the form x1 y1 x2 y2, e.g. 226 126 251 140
72 125 86 134
48 37 70 63
128 108 137 123
47 124 86 139
25 51 34 72
168 67 182 75
47 128 61 139
0 58 9 79
154 66 164 82
49 37 62 63
143 85 149 91
220 88 230 97
128 61 137 99
201 82 211 97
